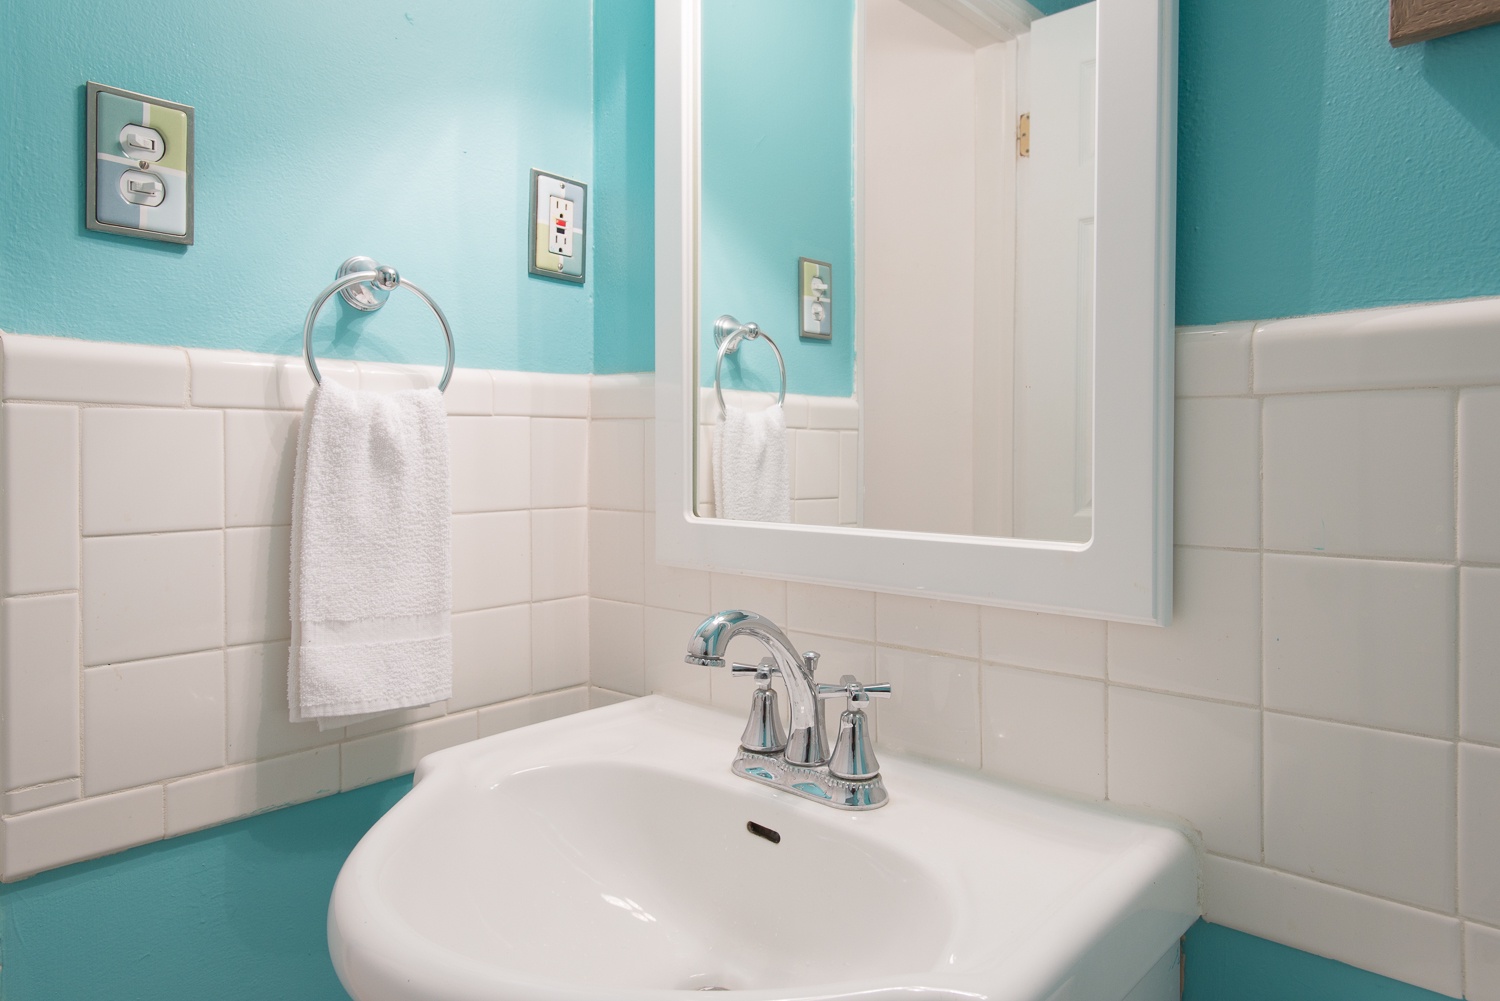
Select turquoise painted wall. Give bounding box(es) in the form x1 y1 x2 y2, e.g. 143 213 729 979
592 0 657 375
1177 1 1500 324
0 776 412 1001
699 0 857 399
0 0 596 373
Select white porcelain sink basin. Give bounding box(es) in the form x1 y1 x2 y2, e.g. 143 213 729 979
329 696 1197 1001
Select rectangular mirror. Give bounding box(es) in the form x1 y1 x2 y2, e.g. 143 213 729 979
656 0 1176 624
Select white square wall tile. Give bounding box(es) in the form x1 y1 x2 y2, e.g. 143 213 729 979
589 420 645 510
643 419 656 513
451 511 530 612
224 409 299 527
1263 390 1455 559
225 525 292 646
533 507 588 601
81 531 224 666
1 785 164 881
794 430 840 500
644 605 711 704
980 606 1105 679
981 666 1104 799
1264 713 1455 911
1462 568 1500 745
839 432 857 524
1460 387 1500 563
2 594 80 790
449 416 530 513
340 713 478 791
590 373 654 419
166 746 340 837
3 403 79 595
477 688 590 737
531 418 588 507
81 407 223 534
1108 548 1260 704
1175 323 1253 397
1469 923 1500 1001
450 605 531 711
710 573 786 624
492 371 534 416
533 597 590 692
1200 854 1462 997
874 648 981 769
3 334 186 406
1107 688 1261 860
82 650 226 795
1174 398 1260 549
1264 555 1455 736
642 520 710 614
225 642 343 763
876 594 979 658
589 598 646 696
1461 743 1500 925
187 348 354 409
787 582 875 642
591 510 644 603
527 374 590 418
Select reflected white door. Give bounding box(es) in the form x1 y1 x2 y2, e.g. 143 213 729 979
1013 2 1096 543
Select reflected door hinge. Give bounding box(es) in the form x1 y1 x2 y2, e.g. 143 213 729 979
1017 113 1031 158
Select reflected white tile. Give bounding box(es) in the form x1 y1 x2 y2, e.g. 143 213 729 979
1 785 163 881
449 416 529 513
82 650 226 795
590 373 654 419
1108 687 1261 860
450 605 531 711
3 333 186 406
792 499 839 525
531 418 588 507
1200 854 1462 997
166 746 340 837
226 642 343 763
533 597 589 692
1176 323 1253 397
1175 397 1260 549
589 598 646 696
1 594 79 790
794 429 840 499
787 582 874 642
591 510 644 603
1264 713 1454 911
1461 743 1500 925
340 713 478 791
876 594 979 658
1263 390 1454 559
451 512 530 612
224 409 298 527
1463 568 1500 745
1264 555 1455 736
874 648 981 769
528 374 590 418
532 507 588 601
2 403 79 595
589 420 645 510
981 666 1104 799
807 396 859 430
492 371 535 416
81 531 224 666
225 526 292 646
980 606 1105 679
839 431 857 523
1460 387 1500 563
1108 548 1260 704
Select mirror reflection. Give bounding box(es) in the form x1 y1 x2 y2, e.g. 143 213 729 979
697 0 1096 543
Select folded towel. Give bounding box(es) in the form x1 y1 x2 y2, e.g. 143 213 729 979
713 403 791 523
288 379 453 725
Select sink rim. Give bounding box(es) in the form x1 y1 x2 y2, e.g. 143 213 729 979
329 695 1199 1001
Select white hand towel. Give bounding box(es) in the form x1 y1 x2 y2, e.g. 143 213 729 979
288 379 453 725
713 403 791 523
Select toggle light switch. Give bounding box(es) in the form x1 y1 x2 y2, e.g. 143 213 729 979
799 257 833 340
119 169 166 206
119 124 165 162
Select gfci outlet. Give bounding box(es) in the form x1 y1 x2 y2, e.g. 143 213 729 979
529 169 587 284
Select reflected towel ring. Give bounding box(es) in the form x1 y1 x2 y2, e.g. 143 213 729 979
302 257 456 392
714 314 787 413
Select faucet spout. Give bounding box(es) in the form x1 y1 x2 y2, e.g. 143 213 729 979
686 609 827 766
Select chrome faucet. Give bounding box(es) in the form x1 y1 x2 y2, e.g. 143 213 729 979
686 609 891 810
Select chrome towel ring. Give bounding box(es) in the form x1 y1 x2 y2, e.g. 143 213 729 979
714 314 787 413
302 256 456 392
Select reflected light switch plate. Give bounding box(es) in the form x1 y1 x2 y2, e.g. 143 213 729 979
86 81 194 245
799 257 833 340
529 169 587 284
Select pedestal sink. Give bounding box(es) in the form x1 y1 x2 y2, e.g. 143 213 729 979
329 696 1198 1001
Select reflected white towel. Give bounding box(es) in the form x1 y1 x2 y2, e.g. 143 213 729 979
713 403 791 523
288 379 453 725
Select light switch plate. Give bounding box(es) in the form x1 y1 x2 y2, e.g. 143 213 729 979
799 257 832 340
85 82 194 244
528 168 587 284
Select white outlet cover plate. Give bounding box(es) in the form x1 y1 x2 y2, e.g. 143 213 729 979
529 168 587 284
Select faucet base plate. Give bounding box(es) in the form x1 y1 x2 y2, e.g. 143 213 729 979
732 749 889 810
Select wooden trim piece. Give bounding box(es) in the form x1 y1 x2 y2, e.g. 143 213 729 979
1391 0 1500 46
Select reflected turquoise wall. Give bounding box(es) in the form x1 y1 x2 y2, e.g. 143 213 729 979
699 0 856 399
0 0 596 373
0 777 412 1001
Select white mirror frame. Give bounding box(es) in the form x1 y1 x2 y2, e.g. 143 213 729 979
655 0 1177 625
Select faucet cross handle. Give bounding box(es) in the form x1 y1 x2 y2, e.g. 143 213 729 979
730 658 778 686
816 674 892 707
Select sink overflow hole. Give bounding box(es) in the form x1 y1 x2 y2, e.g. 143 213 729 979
746 821 781 844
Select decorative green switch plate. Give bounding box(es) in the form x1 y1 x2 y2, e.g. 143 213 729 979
86 82 194 244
